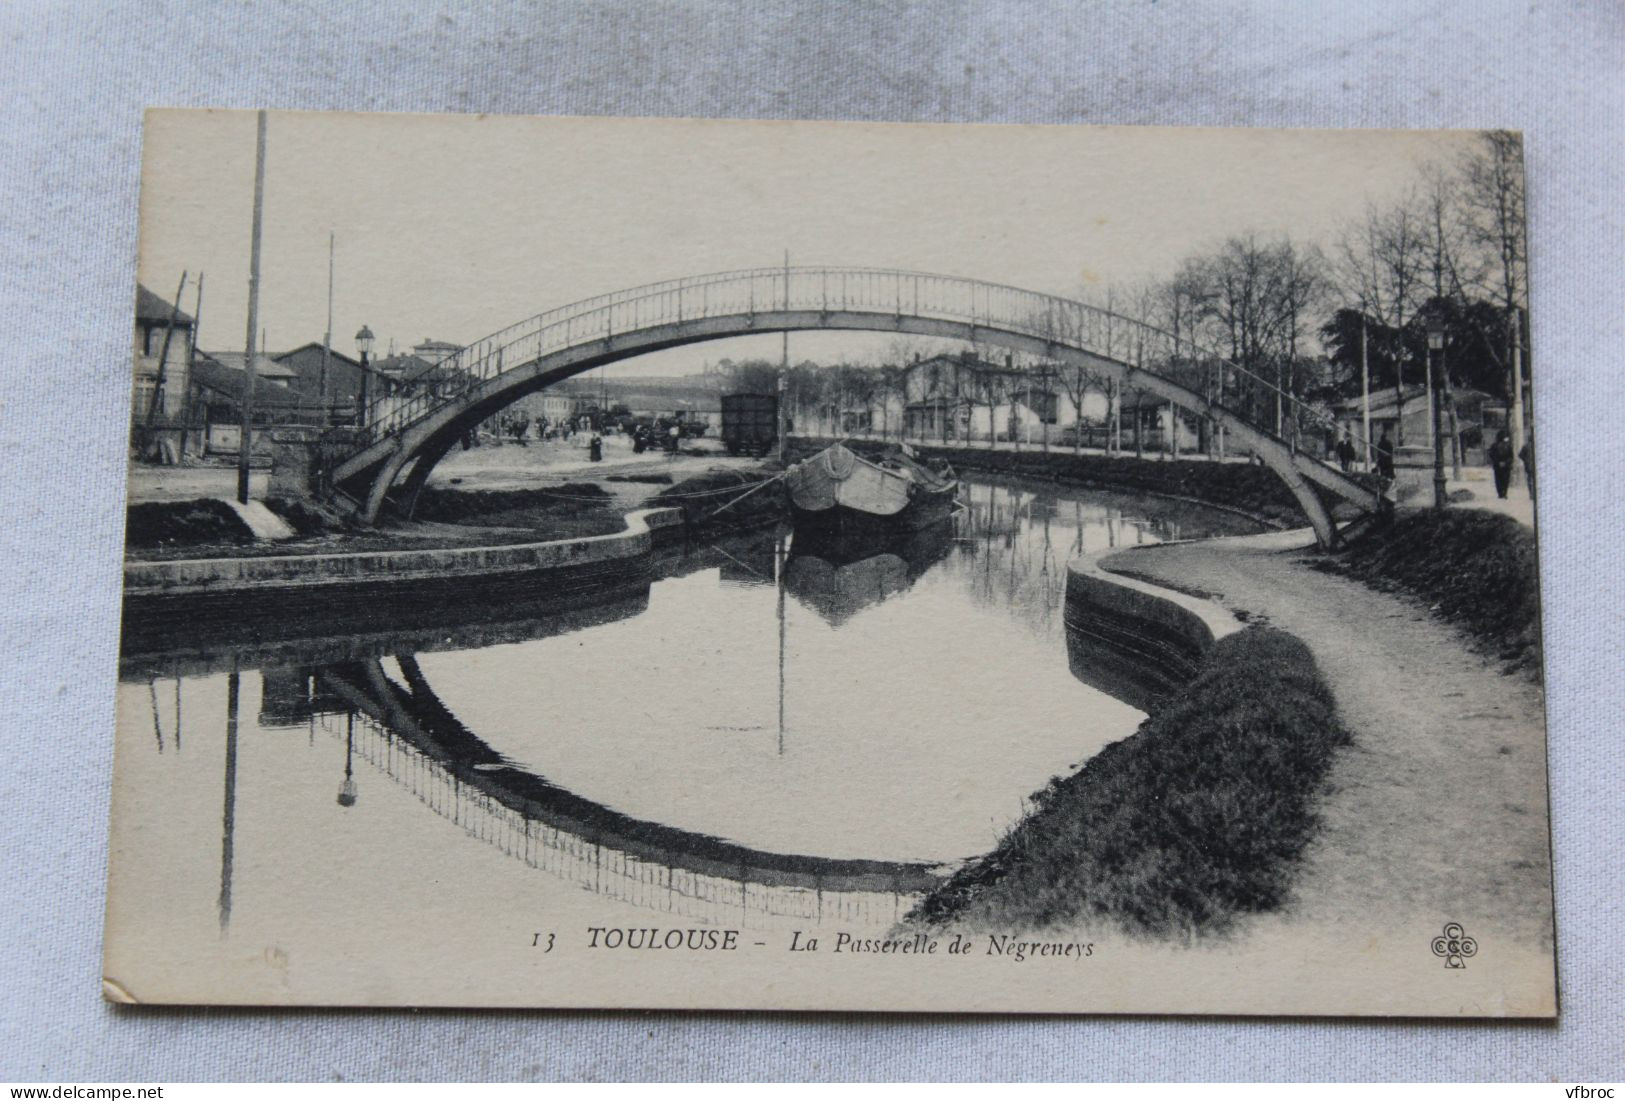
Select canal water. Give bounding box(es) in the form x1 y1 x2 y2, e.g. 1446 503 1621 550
112 477 1259 953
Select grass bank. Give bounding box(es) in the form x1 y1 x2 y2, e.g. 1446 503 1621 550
1322 509 1542 677
788 436 1378 529
412 483 622 539
910 626 1349 937
125 484 624 560
125 499 256 550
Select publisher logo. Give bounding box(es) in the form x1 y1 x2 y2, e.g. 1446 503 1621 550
1431 923 1478 968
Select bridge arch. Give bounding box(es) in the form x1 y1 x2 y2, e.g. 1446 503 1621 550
330 269 1379 547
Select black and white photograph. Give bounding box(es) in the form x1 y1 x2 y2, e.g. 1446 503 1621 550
104 109 1553 1015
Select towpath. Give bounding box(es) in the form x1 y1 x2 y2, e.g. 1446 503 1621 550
1099 533 1554 951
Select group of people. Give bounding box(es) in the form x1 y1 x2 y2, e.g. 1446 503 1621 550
488 413 599 445
1331 425 1534 501
477 412 606 461
1330 426 1397 479
630 422 682 456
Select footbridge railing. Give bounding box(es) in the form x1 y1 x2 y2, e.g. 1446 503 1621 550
344 268 1342 453
329 267 1382 544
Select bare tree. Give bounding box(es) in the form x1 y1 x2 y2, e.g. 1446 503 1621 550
875 363 906 442
1273 238 1330 448
1419 160 1481 303
1339 201 1428 444
964 343 1011 449
1459 130 1530 458
1461 131 1528 321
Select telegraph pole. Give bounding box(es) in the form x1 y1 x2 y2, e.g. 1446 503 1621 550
1509 309 1526 489
319 232 333 427
1426 315 1447 509
777 249 789 465
1360 312 1372 472
237 110 267 504
186 272 204 458
144 270 188 430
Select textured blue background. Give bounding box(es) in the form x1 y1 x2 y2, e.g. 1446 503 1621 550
1 0 1620 1082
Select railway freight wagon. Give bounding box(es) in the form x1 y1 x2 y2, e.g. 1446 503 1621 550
720 393 778 456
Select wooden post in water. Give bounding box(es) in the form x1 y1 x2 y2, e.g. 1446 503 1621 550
776 527 787 757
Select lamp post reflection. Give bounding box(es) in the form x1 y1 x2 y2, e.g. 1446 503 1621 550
337 711 358 807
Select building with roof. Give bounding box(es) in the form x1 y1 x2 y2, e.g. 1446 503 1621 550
894 352 1081 444
205 351 302 388
1330 385 1507 466
132 283 200 458
510 382 593 425
411 339 462 366
271 343 368 425
187 353 308 454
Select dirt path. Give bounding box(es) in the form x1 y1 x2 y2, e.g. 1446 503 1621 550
1101 534 1554 950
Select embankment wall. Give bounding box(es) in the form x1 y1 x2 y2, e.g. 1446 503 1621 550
124 507 684 596
1063 553 1241 713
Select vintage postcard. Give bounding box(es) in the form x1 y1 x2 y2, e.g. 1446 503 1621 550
106 110 1554 1014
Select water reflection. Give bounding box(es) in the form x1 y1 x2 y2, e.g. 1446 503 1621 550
785 523 956 627
119 475 1258 935
218 665 238 934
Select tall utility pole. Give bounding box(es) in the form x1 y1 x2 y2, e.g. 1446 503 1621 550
144 270 188 430
1360 312 1372 472
238 110 267 504
187 272 204 456
777 249 789 465
1509 309 1526 489
1427 317 1447 509
319 232 333 428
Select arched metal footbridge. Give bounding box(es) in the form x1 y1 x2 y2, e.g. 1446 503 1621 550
327 267 1382 548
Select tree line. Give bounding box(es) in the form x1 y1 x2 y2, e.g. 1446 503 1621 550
710 132 1529 452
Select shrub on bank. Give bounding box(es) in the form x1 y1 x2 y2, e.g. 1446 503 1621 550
1330 509 1542 676
910 626 1349 937
125 499 255 550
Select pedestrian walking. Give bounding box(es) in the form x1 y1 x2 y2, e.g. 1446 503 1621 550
1374 428 1395 483
1488 429 1515 499
589 432 603 462
1335 433 1356 473
1519 435 1535 501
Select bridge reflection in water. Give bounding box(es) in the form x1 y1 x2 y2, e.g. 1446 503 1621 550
120 476 1261 937
310 677 928 929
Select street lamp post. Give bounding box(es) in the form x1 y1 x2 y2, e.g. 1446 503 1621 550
1426 314 1447 510
355 325 375 430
